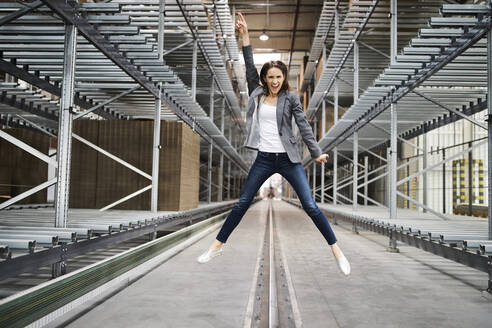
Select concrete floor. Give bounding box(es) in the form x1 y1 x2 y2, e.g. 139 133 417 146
273 200 492 328
49 200 492 328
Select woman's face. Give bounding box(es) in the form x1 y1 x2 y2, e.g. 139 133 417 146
265 67 284 96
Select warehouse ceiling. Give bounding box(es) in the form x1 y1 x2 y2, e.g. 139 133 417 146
228 0 325 88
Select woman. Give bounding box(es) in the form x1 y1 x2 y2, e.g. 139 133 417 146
197 13 350 276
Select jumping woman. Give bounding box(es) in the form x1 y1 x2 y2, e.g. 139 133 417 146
197 12 350 276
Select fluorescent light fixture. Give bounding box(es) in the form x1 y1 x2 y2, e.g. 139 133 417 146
259 30 269 41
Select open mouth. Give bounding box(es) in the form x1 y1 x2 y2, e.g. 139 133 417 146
271 84 279 90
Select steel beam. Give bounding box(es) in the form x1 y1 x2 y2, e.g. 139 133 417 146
396 191 449 221
368 122 423 152
227 126 232 199
390 0 397 64
54 23 76 228
353 132 358 210
422 132 428 213
359 41 389 59
390 103 397 219
354 41 359 104
100 185 152 212
219 99 225 201
0 178 57 210
158 0 165 62
0 1 43 27
357 191 386 208
321 99 326 204
192 39 198 101
364 156 368 206
0 130 57 167
72 134 152 180
313 120 317 199
358 167 388 189
151 84 162 212
73 86 139 120
162 39 193 57
14 115 56 138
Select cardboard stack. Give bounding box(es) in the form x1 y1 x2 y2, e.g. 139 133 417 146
70 120 200 211
0 129 50 205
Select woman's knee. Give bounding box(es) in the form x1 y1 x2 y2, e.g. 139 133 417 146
236 195 253 210
302 200 321 217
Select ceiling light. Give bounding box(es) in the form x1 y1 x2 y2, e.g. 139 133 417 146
259 30 269 41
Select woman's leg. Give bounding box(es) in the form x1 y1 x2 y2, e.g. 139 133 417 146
215 158 275 244
279 162 337 246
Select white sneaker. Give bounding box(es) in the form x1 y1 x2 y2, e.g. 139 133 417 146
336 256 351 276
197 246 223 264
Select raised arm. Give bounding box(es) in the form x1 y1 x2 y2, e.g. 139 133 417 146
237 12 260 95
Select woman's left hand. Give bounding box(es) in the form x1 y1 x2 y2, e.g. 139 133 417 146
315 154 329 163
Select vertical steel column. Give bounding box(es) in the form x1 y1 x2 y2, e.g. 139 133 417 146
218 99 225 201
468 141 473 216
321 99 326 204
387 147 391 206
352 34 359 210
158 0 166 62
333 79 338 205
407 158 410 209
364 156 368 205
152 1 166 212
151 84 162 212
353 132 358 210
388 102 400 252
227 126 232 200
234 166 237 198
390 103 397 219
423 129 428 213
353 41 359 104
390 0 397 64
335 5 339 44
331 6 340 206
313 120 317 199
192 39 198 101
208 78 215 203
389 0 398 218
55 23 77 228
443 149 446 213
208 142 213 203
488 18 492 240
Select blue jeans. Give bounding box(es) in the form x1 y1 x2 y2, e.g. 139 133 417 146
216 151 337 245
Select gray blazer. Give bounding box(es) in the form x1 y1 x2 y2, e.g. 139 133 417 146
241 45 322 164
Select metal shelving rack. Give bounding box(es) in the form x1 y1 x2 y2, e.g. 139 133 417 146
0 0 249 277
0 0 249 214
298 0 492 277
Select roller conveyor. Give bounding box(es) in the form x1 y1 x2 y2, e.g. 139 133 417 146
0 201 238 282
3 200 491 328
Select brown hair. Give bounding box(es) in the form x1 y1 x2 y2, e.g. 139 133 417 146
259 60 291 96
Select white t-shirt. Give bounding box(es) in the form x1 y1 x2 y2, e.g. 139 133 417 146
258 102 286 153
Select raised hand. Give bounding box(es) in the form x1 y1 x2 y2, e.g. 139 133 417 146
236 12 248 36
